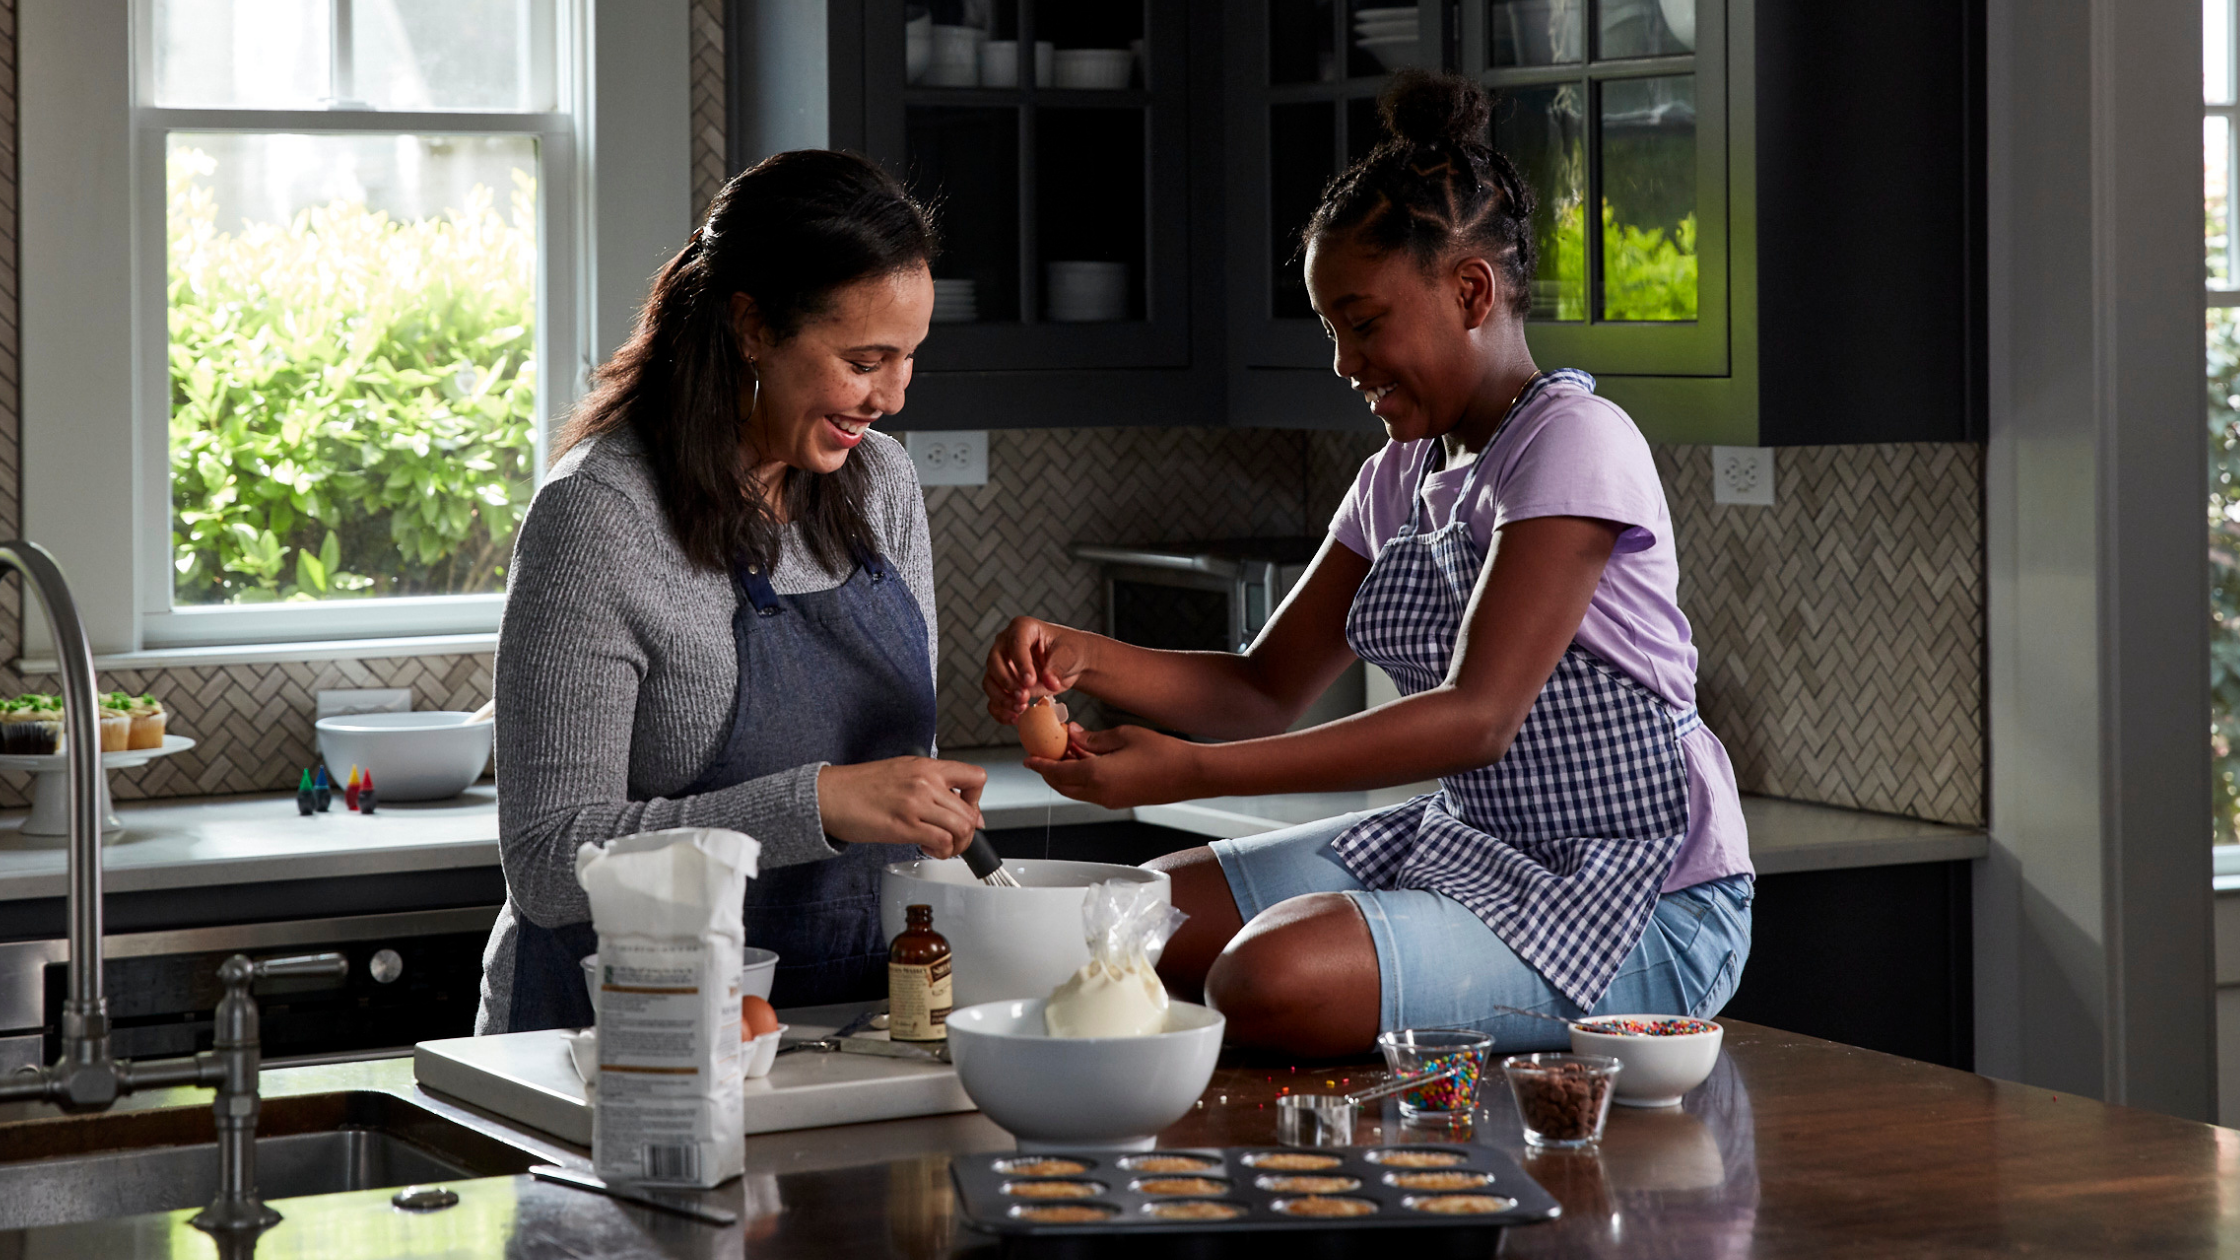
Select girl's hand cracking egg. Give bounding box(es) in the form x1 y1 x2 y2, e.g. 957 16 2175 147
1017 696 1069 761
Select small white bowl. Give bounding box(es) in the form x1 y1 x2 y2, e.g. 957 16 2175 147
743 1025 786 1079
946 998 1224 1151
314 711 491 802
1568 1016 1724 1107
582 947 779 1015
1052 48 1133 90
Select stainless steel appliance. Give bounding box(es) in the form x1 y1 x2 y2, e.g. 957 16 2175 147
1068 536 1367 727
0 907 499 1076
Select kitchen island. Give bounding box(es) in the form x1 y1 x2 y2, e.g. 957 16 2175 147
0 1018 2230 1256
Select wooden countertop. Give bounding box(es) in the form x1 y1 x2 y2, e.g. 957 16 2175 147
0 1019 2229 1255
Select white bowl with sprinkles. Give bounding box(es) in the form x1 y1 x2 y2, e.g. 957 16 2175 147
1567 1016 1723 1108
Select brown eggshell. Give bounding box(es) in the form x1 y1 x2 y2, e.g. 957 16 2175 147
1017 697 1068 761
742 995 780 1038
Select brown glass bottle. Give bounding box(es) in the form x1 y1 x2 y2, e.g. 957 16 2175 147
888 904 953 1042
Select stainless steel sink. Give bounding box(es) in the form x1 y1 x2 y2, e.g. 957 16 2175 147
0 1090 542 1230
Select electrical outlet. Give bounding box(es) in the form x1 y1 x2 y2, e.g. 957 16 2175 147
1711 446 1776 506
905 430 988 487
317 688 411 719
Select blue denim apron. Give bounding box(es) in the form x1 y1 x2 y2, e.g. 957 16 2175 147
503 547 936 1031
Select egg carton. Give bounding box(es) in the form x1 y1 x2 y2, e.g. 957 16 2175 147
948 1141 1560 1237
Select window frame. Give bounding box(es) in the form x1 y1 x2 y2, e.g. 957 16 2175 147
1463 0 1730 377
128 0 585 649
2212 0 2238 308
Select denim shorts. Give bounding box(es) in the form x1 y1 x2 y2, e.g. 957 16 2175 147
1210 810 1753 1053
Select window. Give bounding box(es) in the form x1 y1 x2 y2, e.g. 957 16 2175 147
1469 0 1728 377
2209 0 2240 840
134 0 580 646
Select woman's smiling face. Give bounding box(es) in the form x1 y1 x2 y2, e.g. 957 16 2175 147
1304 233 1495 444
733 265 935 484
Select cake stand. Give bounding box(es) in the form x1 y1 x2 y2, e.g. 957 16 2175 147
0 735 197 836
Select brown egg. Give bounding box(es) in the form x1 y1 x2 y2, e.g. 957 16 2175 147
742 995 780 1039
1017 697 1068 761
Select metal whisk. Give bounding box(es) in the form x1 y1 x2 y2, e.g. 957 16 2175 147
960 829 1020 886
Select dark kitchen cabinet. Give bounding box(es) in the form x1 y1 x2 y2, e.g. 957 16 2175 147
812 0 1228 429
1225 0 1984 443
736 0 1982 442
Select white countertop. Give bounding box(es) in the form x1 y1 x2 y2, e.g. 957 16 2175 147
0 749 1985 903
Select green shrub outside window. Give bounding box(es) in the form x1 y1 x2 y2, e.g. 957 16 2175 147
167 147 538 605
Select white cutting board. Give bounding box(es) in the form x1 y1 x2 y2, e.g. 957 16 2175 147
412 1004 974 1146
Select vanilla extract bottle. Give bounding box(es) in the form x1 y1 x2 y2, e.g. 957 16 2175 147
887 903 953 1043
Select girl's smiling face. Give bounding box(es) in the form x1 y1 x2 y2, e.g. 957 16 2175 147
732 265 934 489
1304 233 1501 444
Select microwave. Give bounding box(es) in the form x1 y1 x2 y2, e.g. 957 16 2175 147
1068 537 1374 727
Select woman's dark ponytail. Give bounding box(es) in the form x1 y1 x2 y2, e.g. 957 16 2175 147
1303 70 1536 316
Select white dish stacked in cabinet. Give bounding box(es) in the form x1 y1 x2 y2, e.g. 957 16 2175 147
932 278 979 323
1355 4 1430 70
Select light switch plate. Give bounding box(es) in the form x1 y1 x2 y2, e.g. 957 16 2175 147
905 430 988 487
1711 446 1776 506
317 688 411 719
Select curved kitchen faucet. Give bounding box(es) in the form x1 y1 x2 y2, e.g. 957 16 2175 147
0 540 344 1236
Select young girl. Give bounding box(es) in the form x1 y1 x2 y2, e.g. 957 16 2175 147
984 71 1752 1057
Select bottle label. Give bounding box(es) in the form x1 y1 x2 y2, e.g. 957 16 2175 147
889 956 953 1041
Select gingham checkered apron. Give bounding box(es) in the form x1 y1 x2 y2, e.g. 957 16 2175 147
1329 370 1699 1009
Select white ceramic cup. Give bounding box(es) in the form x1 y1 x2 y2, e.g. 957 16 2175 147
926 24 984 86
980 40 1019 88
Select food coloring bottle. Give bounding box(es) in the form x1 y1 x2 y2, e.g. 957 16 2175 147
887 904 952 1043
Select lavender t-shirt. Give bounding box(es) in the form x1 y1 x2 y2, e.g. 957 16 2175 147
1329 379 1752 892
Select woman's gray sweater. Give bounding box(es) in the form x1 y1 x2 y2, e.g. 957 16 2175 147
474 427 937 1033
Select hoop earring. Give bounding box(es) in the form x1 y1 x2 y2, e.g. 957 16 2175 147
745 356 760 423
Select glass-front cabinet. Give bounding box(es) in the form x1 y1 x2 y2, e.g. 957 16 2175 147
1466 0 1727 376
847 0 1190 373
1230 0 1725 386
1233 1 1451 370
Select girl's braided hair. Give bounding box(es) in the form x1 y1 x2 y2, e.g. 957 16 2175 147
1302 69 1537 317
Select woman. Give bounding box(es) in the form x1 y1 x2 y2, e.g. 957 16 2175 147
477 149 985 1034
984 73 1752 1058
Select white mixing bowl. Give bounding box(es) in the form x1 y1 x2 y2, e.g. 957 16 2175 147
314 711 492 802
879 859 1171 1009
946 997 1224 1151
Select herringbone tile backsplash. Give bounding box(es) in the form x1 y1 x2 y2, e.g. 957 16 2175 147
1656 444 1985 824
0 3 1985 825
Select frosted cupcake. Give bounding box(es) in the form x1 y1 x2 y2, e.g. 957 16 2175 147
98 692 131 753
1 695 61 755
124 695 166 750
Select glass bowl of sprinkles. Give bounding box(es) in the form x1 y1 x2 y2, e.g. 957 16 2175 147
1376 1028 1496 1124
1567 1015 1723 1108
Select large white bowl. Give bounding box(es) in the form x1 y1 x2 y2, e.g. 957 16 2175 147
880 859 1170 1009
947 997 1224 1151
1569 1016 1723 1107
314 711 491 802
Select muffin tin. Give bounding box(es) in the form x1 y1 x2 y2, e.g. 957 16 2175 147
951 1143 1560 1237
